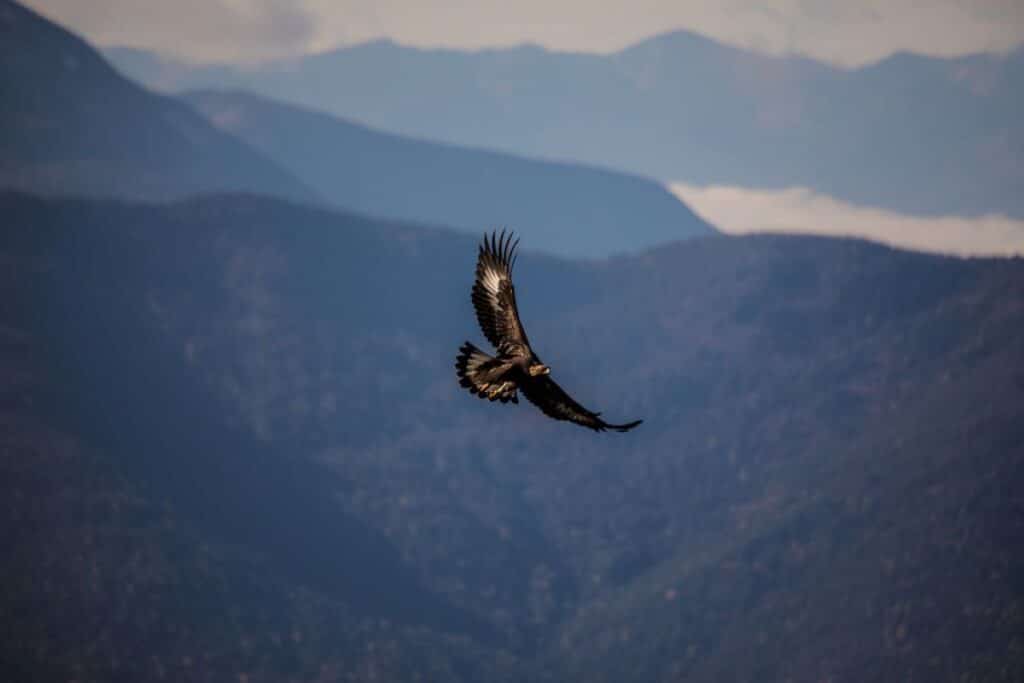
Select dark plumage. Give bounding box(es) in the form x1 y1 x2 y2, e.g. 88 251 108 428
455 230 642 433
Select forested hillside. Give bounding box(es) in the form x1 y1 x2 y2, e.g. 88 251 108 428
3 192 1022 681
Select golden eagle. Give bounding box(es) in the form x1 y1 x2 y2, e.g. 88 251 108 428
455 231 642 432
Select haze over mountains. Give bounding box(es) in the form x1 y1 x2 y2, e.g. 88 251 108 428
107 32 1024 219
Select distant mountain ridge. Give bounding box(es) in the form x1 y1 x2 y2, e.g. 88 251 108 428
184 89 713 258
106 31 1024 218
0 0 315 203
2 0 713 259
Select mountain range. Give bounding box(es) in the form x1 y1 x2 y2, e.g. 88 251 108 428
0 0 711 259
4 1 1024 680
4 190 1022 681
184 89 711 258
107 33 1024 218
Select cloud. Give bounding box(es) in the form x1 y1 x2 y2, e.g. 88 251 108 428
23 0 1024 65
669 183 1024 257
24 0 315 62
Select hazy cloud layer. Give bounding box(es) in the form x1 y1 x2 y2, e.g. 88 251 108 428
25 0 1024 65
670 183 1024 257
25 0 314 61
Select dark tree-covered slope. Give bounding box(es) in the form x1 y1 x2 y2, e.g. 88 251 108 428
3 192 1023 681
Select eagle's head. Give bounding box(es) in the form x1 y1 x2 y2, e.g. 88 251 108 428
528 363 551 377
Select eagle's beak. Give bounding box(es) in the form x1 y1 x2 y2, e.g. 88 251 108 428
529 364 551 377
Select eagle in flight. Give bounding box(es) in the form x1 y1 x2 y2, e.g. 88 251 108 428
455 230 642 432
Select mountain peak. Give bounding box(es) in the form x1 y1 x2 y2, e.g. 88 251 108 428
627 28 724 49
0 0 315 203
0 0 120 83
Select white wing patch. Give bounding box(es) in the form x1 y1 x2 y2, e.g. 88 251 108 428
480 266 504 296
479 265 507 318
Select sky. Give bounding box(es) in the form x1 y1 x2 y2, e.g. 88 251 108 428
24 0 1024 66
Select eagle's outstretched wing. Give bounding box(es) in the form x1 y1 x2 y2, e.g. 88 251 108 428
519 374 643 433
472 230 530 355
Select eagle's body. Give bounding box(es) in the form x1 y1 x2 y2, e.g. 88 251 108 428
455 231 642 432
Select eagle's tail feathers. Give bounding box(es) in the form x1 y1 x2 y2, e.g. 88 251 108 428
455 342 518 403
